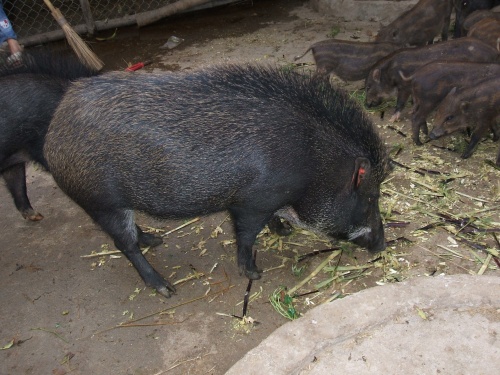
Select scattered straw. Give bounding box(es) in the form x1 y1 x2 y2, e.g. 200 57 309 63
477 254 493 275
31 327 69 343
89 283 234 337
436 245 468 260
455 191 490 203
287 250 342 297
419 246 475 274
80 246 150 258
157 351 212 374
161 217 200 237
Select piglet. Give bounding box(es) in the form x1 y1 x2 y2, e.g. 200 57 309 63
431 77 500 164
399 61 500 144
294 39 400 81
375 0 453 46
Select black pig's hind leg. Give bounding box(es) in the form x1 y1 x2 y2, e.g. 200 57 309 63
2 163 43 221
89 208 175 298
136 225 163 247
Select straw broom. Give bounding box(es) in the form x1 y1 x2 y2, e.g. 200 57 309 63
43 0 104 71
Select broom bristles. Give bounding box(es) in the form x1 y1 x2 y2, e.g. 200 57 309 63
60 23 104 71
48 4 104 71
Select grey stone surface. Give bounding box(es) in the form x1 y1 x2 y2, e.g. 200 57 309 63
226 275 500 375
310 0 418 22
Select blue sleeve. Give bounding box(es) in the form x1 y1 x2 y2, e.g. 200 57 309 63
0 3 17 44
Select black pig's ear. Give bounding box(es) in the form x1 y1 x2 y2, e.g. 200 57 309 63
352 157 371 190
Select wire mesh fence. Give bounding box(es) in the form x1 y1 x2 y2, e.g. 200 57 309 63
4 0 243 47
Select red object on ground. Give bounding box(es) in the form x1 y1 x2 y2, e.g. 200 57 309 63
125 61 152 72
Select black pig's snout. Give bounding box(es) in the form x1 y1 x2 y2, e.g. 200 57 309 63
349 225 386 253
368 237 387 253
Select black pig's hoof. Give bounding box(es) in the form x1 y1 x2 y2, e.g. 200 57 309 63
239 265 262 280
144 268 176 298
151 278 176 298
268 217 293 236
138 232 163 247
23 210 44 221
156 284 176 298
245 269 262 280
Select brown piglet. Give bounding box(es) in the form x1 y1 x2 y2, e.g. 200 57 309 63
467 17 500 50
294 39 401 81
365 38 500 138
400 61 500 145
463 8 500 31
431 78 500 164
375 0 453 46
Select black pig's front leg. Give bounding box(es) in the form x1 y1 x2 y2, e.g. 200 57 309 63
230 207 274 280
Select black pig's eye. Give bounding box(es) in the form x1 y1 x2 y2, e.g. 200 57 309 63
445 115 454 122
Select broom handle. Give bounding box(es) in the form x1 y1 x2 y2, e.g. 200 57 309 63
42 0 57 13
41 0 104 71
43 0 67 26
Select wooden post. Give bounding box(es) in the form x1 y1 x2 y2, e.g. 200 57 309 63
79 0 95 35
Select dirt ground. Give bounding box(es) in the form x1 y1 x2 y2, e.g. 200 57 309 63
1 1 499 374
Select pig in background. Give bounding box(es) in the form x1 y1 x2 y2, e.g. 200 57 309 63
0 49 99 221
364 37 500 144
43 64 390 298
466 16 500 49
431 77 500 164
399 61 500 145
453 0 500 37
293 39 400 81
375 0 453 46
462 6 500 30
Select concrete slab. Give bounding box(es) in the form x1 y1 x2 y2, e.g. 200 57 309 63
226 275 500 374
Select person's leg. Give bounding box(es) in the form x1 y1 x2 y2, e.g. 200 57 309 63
0 4 22 58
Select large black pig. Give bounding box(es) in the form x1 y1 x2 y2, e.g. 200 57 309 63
44 65 390 298
0 50 98 220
